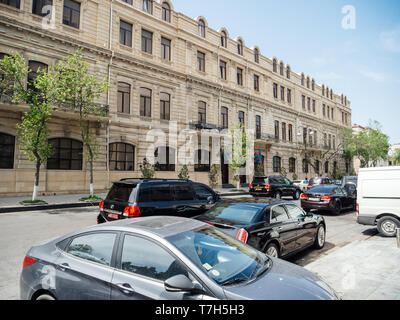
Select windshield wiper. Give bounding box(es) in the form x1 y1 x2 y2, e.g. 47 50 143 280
221 277 250 287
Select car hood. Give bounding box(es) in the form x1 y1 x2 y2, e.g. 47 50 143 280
223 257 338 300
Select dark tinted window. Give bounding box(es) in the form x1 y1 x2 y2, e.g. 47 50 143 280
270 205 289 223
107 184 135 202
205 204 263 225
63 0 80 29
47 138 83 170
0 132 15 169
139 184 172 202
66 233 116 266
32 0 53 17
253 177 267 184
285 204 305 219
309 186 335 194
173 184 194 201
193 184 214 201
121 234 187 281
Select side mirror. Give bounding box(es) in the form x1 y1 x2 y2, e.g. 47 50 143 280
164 275 201 294
207 196 215 204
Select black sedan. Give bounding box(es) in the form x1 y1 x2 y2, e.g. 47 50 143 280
301 185 357 215
194 199 326 259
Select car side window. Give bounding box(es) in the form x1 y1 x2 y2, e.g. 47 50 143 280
285 204 305 220
270 205 290 223
193 184 214 201
140 184 172 202
120 235 188 281
66 233 117 266
283 178 291 185
173 184 195 201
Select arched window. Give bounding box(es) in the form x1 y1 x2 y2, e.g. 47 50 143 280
47 138 83 170
301 73 305 86
312 79 315 91
237 39 243 55
195 149 210 172
273 59 277 72
0 132 15 169
280 62 284 76
330 89 333 100
306 76 310 89
161 2 171 22
221 31 227 48
273 156 281 173
286 66 291 79
109 143 135 171
322 85 325 96
140 87 152 117
198 19 205 38
254 48 259 63
155 146 175 172
117 82 130 114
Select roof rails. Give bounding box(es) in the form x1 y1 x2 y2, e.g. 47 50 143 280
119 178 192 183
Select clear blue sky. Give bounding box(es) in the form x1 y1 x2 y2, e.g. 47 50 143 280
172 0 400 144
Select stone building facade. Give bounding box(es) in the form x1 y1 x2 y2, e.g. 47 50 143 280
0 0 352 196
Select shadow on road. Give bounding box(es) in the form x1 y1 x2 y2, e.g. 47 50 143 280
288 241 336 267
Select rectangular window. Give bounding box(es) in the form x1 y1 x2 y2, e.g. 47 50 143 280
302 95 306 110
161 37 171 61
312 100 316 113
140 88 152 117
287 88 291 103
280 86 285 101
303 128 307 144
254 74 259 91
141 29 153 54
63 0 80 29
282 122 287 141
273 83 278 99
288 124 293 142
255 115 261 139
32 0 52 16
238 111 245 126
221 106 228 129
323 104 326 117
117 82 130 114
160 92 170 120
1 0 20 9
120 21 133 47
197 51 205 72
220 60 227 80
307 97 311 111
274 120 280 140
237 68 243 86
142 0 153 14
198 101 207 124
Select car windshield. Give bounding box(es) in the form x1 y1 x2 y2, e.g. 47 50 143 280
309 178 322 185
167 227 269 286
308 186 335 194
203 204 263 225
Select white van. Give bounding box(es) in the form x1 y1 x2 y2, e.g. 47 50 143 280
357 166 400 237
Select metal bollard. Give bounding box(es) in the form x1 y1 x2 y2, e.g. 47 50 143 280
397 228 400 249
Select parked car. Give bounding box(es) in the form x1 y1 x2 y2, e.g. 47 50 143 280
332 180 342 186
249 176 302 200
97 179 221 224
307 177 332 190
20 216 339 300
341 176 358 187
357 167 400 237
293 180 309 192
301 185 357 215
194 198 326 259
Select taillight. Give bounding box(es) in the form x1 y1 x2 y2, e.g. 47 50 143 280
356 203 359 215
249 184 253 189
23 256 37 268
123 205 141 218
321 196 332 201
265 184 271 189
301 194 308 199
99 201 104 210
236 228 248 244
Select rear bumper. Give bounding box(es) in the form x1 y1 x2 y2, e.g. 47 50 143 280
357 215 376 226
301 200 332 211
249 191 271 197
98 211 126 223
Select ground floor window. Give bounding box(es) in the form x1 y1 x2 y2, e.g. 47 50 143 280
273 156 281 173
47 138 83 170
155 146 175 172
194 149 210 172
0 132 15 169
289 157 296 173
109 143 135 171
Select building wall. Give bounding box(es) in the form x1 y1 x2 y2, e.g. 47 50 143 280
0 0 352 196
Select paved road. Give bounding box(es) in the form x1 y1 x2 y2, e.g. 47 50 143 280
0 200 373 300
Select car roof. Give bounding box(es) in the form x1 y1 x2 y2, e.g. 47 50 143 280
83 216 206 238
215 197 291 207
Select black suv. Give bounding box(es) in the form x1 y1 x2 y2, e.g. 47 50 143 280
97 178 221 224
249 176 302 200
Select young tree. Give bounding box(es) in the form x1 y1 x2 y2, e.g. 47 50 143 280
391 148 400 166
140 157 155 179
55 49 109 197
0 53 57 201
208 164 219 189
178 164 190 180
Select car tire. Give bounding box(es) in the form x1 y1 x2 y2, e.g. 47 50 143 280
265 243 280 258
377 216 400 238
274 191 282 200
293 190 301 200
332 201 342 215
314 225 326 249
36 294 55 301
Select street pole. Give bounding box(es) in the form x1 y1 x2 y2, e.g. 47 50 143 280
397 228 400 249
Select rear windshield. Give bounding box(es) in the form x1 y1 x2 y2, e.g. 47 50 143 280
309 178 323 185
252 177 267 184
308 186 335 194
107 184 136 202
204 204 263 225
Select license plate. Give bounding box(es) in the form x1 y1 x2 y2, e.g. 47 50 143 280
108 213 119 220
256 188 262 191
309 198 320 202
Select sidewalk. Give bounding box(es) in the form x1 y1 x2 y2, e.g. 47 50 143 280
305 236 400 300
0 188 249 213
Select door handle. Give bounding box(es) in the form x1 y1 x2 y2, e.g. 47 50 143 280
58 263 71 271
116 283 135 295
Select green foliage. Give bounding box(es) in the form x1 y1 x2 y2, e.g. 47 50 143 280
208 164 219 189
229 122 252 183
392 149 400 166
140 158 155 179
279 166 288 178
292 172 298 181
254 164 264 177
178 165 190 180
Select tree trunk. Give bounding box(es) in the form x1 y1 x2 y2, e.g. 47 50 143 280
32 160 41 201
89 159 94 197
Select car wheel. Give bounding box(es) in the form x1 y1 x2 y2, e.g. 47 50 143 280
377 217 400 238
314 225 326 249
265 243 280 258
274 191 282 200
332 201 342 215
293 190 301 200
36 294 55 301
